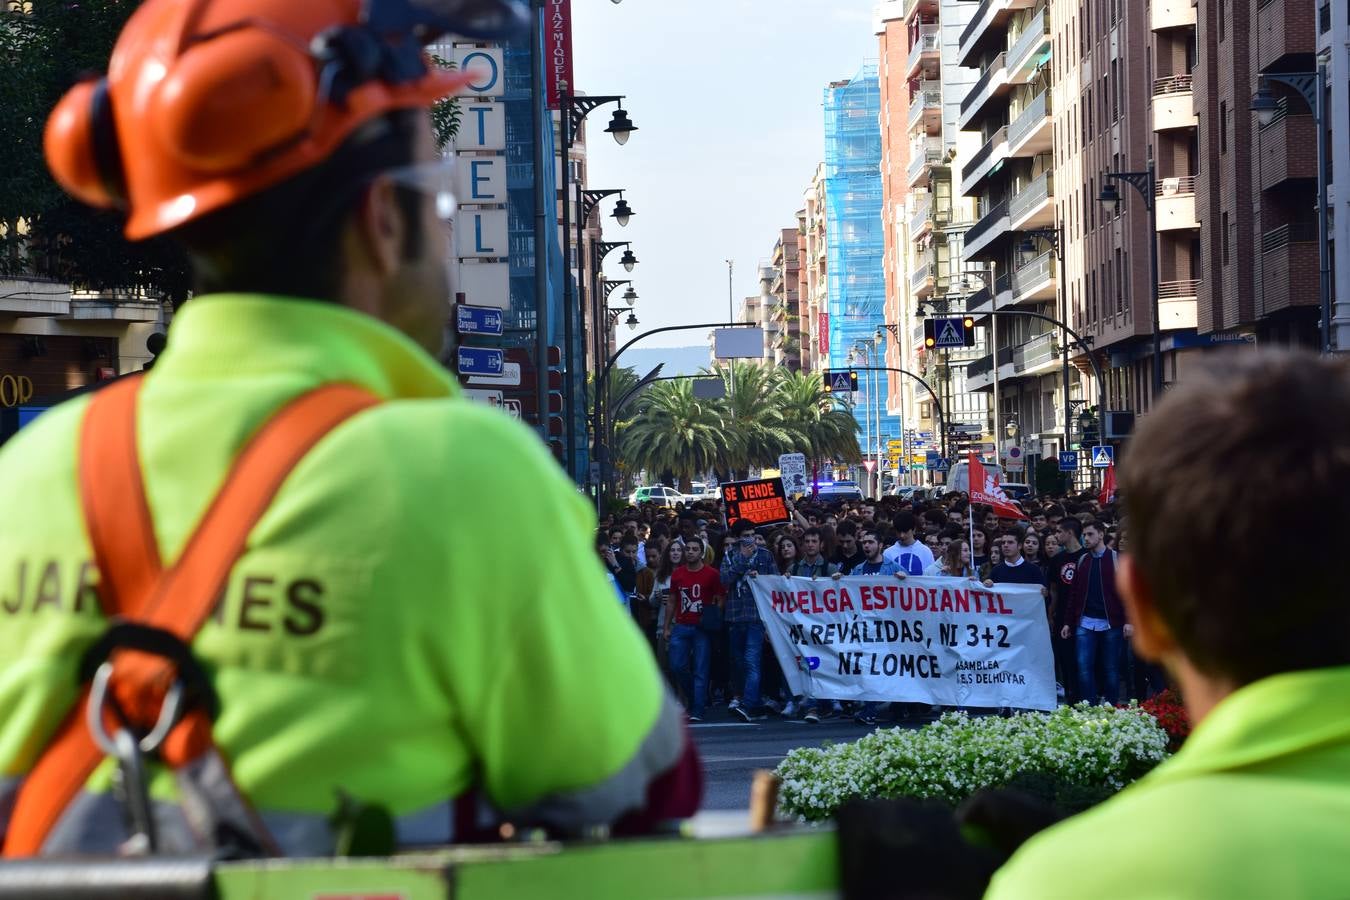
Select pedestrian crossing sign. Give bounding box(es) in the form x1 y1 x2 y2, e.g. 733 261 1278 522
936 319 963 348
1091 445 1114 468
823 369 859 392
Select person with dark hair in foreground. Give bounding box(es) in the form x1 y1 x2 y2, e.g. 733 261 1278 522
987 351 1350 899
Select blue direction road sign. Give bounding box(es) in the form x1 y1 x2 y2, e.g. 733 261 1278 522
935 458 951 473
1058 451 1079 472
1091 445 1115 468
925 450 940 470
933 317 966 349
456 346 504 377
456 304 504 337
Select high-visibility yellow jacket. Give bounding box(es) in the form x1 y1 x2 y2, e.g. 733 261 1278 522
987 666 1350 899
0 294 688 854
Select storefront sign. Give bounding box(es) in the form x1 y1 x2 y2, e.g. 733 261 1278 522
751 575 1055 710
545 0 573 110
0 375 34 408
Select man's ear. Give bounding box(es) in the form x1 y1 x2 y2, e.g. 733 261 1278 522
353 178 404 277
1117 554 1176 662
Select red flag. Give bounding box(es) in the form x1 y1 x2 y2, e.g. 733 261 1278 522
1099 461 1117 506
968 451 1028 520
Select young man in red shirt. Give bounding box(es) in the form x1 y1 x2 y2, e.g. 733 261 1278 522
663 537 725 722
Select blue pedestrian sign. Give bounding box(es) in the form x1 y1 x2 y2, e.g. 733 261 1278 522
933 317 966 349
1058 451 1079 472
456 346 504 377
1091 445 1114 468
935 458 951 473
455 304 504 337
823 369 859 393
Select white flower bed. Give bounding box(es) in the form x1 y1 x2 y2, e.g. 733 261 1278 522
776 704 1170 822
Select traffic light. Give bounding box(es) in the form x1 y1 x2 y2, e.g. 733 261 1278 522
923 319 936 349
961 316 976 347
924 316 977 348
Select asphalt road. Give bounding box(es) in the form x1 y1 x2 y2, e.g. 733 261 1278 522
690 707 925 811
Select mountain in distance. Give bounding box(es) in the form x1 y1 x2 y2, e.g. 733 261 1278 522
618 346 712 379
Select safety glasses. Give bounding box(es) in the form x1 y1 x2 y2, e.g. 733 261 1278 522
379 156 458 221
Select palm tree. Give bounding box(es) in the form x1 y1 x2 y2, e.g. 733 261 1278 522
618 379 726 492
711 360 793 478
774 370 862 468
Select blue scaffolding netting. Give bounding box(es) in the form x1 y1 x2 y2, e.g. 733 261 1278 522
824 63 899 451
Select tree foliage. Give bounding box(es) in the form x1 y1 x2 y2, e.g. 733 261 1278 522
613 364 861 484
1 0 192 302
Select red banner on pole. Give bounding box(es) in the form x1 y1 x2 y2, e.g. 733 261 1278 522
818 313 830 357
546 0 573 110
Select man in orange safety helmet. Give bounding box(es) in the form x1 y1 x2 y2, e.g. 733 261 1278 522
0 0 699 858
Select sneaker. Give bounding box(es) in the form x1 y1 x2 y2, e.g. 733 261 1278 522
762 697 781 713
780 700 799 718
689 714 703 722
1055 682 1066 699
734 705 764 723
803 709 820 724
854 713 878 727
728 697 741 711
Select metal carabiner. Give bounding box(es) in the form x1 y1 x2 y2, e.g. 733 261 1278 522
85 660 185 757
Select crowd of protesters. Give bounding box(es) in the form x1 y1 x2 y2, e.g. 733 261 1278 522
596 484 1165 725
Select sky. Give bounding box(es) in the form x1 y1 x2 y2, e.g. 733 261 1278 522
571 0 880 348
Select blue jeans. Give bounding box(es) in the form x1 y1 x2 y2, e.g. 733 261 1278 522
1076 626 1124 704
667 625 710 717
729 621 765 710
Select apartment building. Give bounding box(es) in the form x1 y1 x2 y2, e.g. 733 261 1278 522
801 164 830 374
769 228 805 372
878 0 990 474
1194 0 1332 348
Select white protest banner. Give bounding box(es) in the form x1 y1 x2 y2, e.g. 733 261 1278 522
750 575 1055 711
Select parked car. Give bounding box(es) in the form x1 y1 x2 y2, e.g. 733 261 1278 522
628 485 685 507
999 482 1032 501
889 484 933 501
938 460 1006 496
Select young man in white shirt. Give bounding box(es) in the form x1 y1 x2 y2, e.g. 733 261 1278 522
883 511 935 575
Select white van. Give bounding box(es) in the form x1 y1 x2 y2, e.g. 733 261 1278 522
940 460 1005 496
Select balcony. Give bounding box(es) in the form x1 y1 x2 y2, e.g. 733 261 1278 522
964 199 1012 260
903 0 938 23
1009 250 1056 305
1158 280 1200 329
963 347 1017 391
958 53 1011 130
1013 331 1060 375
908 137 945 186
1156 175 1199 230
908 81 943 134
1256 0 1316 71
911 261 936 298
1010 171 1054 229
1007 90 1053 157
960 126 1009 196
1006 8 1051 81
907 25 941 79
1258 104 1317 190
1152 75 1197 131
958 0 1036 68
1151 0 1197 29
1260 224 1320 314
910 196 933 237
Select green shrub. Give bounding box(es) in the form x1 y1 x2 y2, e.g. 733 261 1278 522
776 704 1169 822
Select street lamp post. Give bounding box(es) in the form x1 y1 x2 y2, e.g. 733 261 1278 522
558 86 636 478
1251 67 1333 353
1100 160 1163 401
846 366 948 466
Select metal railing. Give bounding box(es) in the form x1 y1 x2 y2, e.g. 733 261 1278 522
910 197 933 234
1261 223 1319 252
1158 279 1201 299
1010 171 1053 222
1011 251 1055 298
911 262 935 291
959 0 999 53
1008 90 1051 148
965 199 1010 248
908 81 943 127
1155 174 1197 196
1007 8 1049 73
967 126 1009 179
908 25 941 72
908 138 944 181
1152 74 1194 95
960 53 1008 119
1015 331 1058 371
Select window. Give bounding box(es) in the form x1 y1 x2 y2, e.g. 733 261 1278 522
1115 247 1124 313
1221 211 1230 265
1112 59 1121 122
1218 0 1225 42
1219 101 1228 154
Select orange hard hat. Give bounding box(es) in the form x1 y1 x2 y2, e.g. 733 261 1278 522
44 0 527 240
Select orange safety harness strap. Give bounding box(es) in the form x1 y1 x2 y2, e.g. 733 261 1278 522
3 376 380 857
